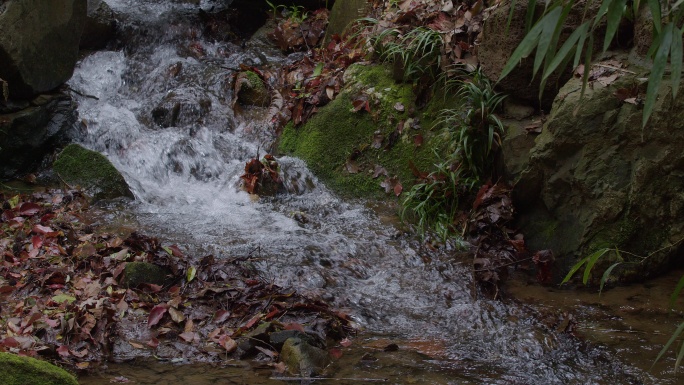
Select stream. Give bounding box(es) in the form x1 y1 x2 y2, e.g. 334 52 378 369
69 1 677 383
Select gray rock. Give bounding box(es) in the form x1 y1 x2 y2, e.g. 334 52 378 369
81 0 117 50
53 143 133 201
0 93 81 179
511 63 684 282
280 337 330 377
324 0 369 42
0 0 87 99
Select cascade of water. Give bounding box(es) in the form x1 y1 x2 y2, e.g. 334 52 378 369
67 1 649 383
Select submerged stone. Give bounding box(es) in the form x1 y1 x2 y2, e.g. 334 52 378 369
0 352 78 385
280 337 330 376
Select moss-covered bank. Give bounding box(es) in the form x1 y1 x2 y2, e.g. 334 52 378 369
278 63 459 197
0 352 78 385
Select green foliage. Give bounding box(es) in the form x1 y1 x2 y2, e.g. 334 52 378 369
502 0 684 127
380 27 443 82
265 1 308 23
401 71 505 238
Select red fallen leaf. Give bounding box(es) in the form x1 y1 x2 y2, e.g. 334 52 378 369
166 244 184 257
214 310 231 324
264 306 281 320
243 315 261 329
0 285 15 294
18 202 41 216
44 318 60 328
1 337 19 348
31 235 43 249
147 304 168 328
179 331 195 342
57 345 70 357
283 323 305 332
393 181 403 196
245 279 260 286
147 337 159 348
329 348 343 359
40 213 55 223
32 224 53 235
414 134 424 147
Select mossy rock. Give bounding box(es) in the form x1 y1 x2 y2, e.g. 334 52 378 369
278 63 458 198
235 71 270 107
53 143 133 201
280 337 330 376
121 262 171 288
0 352 78 385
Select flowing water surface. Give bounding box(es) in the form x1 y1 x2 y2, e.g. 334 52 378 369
71 1 674 383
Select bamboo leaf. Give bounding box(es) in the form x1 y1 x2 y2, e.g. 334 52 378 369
594 0 615 28
525 0 539 33
671 26 683 100
533 7 563 78
583 248 610 285
543 21 590 79
670 274 684 309
506 0 519 33
560 254 591 286
604 0 629 52
677 336 684 372
647 0 662 34
499 15 545 81
643 22 674 128
599 262 622 295
653 320 684 369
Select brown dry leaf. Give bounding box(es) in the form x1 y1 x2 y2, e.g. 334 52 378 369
345 159 360 174
129 340 145 349
179 331 196 342
169 307 186 323
326 86 335 100
597 73 620 87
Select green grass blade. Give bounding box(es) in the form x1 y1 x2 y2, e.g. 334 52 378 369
643 22 673 128
670 26 682 100
579 34 594 99
653 320 684 369
499 16 545 81
599 262 622 295
670 274 684 309
525 0 539 33
506 0 519 33
582 248 610 285
647 0 662 34
604 0 629 52
533 6 564 78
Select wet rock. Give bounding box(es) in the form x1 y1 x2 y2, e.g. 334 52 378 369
81 0 117 50
151 88 212 128
0 93 81 179
512 65 684 282
0 352 78 385
269 329 323 351
0 0 87 99
325 0 368 42
53 143 133 201
478 1 604 110
121 262 171 288
234 71 270 107
280 337 330 376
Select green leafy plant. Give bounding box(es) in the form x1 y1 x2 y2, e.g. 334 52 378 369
501 0 684 127
401 71 506 238
265 1 308 23
380 26 443 82
560 238 684 371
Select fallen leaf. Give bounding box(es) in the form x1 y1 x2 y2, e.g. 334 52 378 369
129 341 144 349
219 335 237 352
179 331 196 342
148 304 168 328
214 310 231 324
393 102 405 112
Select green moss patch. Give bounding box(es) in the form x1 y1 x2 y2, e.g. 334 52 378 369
278 64 460 198
0 352 78 385
53 143 133 201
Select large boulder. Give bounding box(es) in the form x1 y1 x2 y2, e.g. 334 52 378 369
0 352 78 385
0 0 87 99
511 66 684 282
53 143 133 201
81 0 117 50
0 93 81 179
324 0 368 41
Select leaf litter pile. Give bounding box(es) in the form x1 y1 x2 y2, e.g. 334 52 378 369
0 190 351 372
